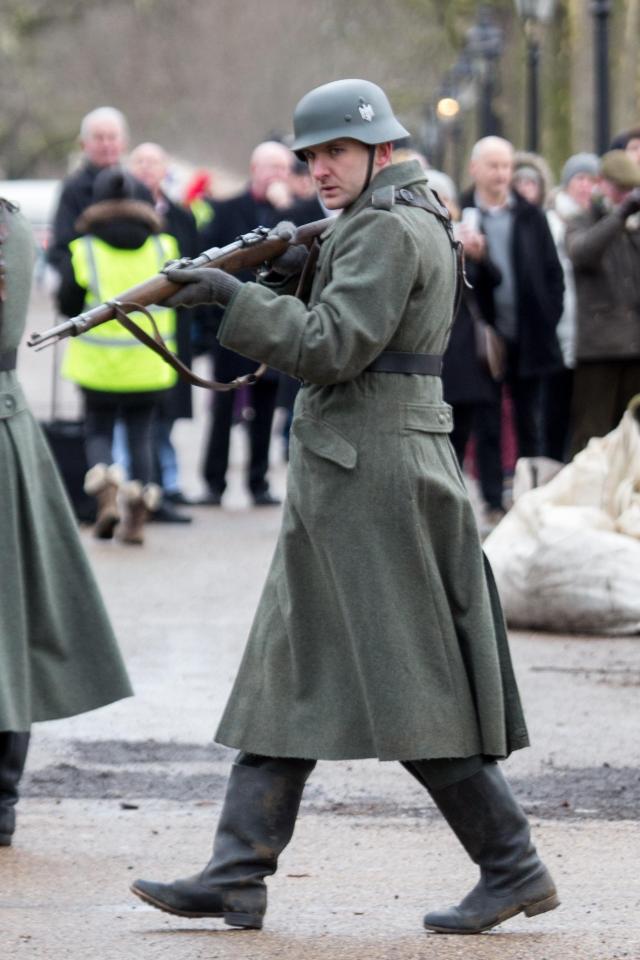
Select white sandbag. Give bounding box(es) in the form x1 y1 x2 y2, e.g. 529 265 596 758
484 397 640 635
488 525 640 635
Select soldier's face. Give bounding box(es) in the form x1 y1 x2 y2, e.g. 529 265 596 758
303 139 374 209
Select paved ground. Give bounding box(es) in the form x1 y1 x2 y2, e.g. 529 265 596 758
2 290 640 959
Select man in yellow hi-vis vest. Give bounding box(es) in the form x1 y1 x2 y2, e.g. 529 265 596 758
56 167 179 545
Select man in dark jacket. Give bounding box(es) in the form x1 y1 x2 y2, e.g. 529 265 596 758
460 136 564 518
48 106 129 288
566 150 640 453
197 141 319 507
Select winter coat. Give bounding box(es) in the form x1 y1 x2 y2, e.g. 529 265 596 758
212 161 529 761
565 199 640 361
47 161 104 282
459 188 564 378
0 200 133 730
442 256 502 406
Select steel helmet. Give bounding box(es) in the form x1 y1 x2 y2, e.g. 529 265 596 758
291 79 410 159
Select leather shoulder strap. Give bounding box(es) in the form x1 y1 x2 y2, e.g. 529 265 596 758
370 186 467 324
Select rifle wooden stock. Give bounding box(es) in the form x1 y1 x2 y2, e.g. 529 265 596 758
27 216 333 350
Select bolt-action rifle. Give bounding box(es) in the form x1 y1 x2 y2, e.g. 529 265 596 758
27 217 332 391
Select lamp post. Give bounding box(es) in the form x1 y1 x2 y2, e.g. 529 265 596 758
591 0 612 154
436 94 463 186
466 6 504 138
514 0 557 153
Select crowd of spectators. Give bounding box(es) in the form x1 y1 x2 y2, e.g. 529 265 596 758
46 106 640 539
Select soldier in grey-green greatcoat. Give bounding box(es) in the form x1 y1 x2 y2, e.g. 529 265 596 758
132 79 558 934
0 197 133 846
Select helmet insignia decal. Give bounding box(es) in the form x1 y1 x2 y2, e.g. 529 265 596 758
358 100 375 122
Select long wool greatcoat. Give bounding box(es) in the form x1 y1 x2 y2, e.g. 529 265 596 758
0 202 133 731
214 161 529 761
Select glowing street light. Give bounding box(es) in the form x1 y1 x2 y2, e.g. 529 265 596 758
436 97 461 120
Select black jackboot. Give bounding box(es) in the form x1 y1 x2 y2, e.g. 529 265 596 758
131 755 315 929
423 762 559 933
0 731 31 846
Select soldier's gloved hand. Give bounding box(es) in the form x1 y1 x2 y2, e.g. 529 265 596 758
161 266 241 308
617 187 640 220
266 221 309 276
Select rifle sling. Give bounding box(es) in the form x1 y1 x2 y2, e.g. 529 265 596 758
107 300 266 392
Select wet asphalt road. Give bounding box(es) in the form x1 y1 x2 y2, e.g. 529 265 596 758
3 290 640 959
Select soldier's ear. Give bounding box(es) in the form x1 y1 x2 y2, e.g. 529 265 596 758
376 142 393 165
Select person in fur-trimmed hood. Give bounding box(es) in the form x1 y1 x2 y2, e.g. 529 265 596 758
55 167 180 545
511 150 554 208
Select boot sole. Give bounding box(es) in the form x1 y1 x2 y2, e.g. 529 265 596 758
129 884 263 929
424 892 560 934
0 834 12 847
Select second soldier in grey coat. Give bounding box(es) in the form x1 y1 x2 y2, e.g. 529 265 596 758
132 79 558 936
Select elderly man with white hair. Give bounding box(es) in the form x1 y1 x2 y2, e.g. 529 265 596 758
48 106 130 287
458 136 564 524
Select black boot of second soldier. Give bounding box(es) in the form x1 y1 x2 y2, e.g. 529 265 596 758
131 754 315 929
0 731 31 846
423 762 559 934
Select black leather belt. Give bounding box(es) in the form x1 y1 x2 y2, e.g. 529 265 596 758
365 351 442 375
0 349 17 372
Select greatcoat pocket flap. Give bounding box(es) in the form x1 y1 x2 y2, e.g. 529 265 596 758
292 416 357 469
404 403 454 434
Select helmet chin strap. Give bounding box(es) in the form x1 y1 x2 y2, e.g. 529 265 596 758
360 144 377 196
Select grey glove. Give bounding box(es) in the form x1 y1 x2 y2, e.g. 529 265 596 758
266 221 309 277
617 187 640 220
162 266 241 308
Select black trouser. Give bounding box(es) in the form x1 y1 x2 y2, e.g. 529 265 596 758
474 374 543 509
237 751 484 793
202 378 279 497
508 374 543 458
452 403 504 511
541 366 574 463
83 389 161 485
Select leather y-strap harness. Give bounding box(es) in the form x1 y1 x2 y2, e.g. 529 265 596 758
363 184 466 377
